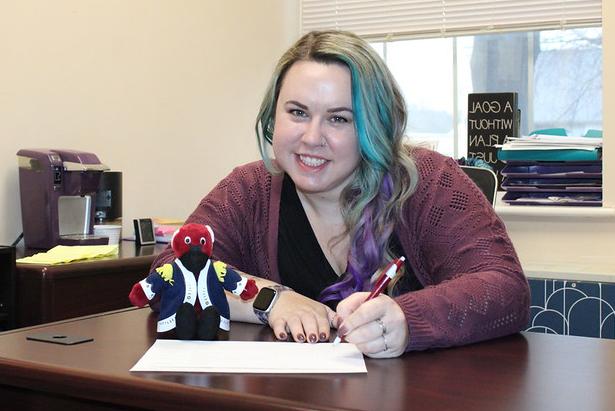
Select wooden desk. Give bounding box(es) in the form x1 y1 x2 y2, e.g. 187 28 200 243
0 308 614 411
15 241 167 328
0 246 16 331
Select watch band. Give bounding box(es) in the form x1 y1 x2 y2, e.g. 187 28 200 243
253 284 292 325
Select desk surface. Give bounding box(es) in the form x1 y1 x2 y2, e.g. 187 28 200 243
1 308 614 411
15 240 167 262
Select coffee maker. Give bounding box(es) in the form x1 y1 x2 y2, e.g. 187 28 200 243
95 171 122 223
17 149 110 249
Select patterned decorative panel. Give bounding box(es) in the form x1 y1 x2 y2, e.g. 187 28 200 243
526 278 615 339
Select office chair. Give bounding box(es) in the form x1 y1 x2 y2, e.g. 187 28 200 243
459 165 498 206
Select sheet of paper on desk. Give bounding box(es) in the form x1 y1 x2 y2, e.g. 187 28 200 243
130 340 367 374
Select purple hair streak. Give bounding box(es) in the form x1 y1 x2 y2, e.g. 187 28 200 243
320 174 395 302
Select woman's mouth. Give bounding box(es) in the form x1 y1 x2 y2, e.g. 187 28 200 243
298 154 327 168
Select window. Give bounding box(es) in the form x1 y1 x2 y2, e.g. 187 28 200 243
301 0 603 159
371 27 602 159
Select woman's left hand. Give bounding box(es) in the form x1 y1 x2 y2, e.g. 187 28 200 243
335 292 408 358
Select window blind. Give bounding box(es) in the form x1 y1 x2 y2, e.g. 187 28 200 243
300 0 602 40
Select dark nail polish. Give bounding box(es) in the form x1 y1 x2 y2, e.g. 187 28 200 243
297 334 305 342
338 325 348 337
319 333 327 341
309 334 317 343
279 332 287 340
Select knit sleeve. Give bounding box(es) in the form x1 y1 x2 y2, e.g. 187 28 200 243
149 162 276 281
395 149 530 351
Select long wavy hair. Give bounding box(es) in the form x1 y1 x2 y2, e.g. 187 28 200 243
255 30 419 301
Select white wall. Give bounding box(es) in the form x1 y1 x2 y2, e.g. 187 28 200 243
605 2 615 210
0 0 299 245
1 0 613 277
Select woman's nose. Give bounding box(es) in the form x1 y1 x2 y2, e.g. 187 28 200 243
301 120 324 146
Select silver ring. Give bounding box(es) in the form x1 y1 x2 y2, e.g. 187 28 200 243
382 334 389 351
376 318 386 336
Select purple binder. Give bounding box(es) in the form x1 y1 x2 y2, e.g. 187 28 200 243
501 177 602 192
501 162 602 179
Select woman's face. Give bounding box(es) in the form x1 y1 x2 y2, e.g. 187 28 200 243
272 60 360 199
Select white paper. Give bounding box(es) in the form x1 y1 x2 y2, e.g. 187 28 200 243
130 340 367 374
496 135 603 151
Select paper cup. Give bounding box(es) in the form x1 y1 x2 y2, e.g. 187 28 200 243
94 224 122 245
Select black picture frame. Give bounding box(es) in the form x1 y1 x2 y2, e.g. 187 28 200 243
133 218 156 246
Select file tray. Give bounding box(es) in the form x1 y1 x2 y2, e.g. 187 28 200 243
501 162 602 178
501 177 602 192
502 191 602 206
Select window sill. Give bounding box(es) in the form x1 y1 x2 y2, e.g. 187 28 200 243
524 259 615 282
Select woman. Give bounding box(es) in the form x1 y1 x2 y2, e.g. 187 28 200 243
151 30 530 358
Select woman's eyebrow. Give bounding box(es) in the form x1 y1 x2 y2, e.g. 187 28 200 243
328 106 353 113
283 101 353 114
284 100 308 110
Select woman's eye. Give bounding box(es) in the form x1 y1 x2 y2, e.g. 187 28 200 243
290 109 307 118
330 115 349 123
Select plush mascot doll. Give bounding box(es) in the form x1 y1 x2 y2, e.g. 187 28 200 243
129 223 258 340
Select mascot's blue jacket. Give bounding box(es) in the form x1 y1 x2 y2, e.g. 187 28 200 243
139 258 247 332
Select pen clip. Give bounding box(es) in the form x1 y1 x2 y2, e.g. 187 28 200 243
368 256 405 298
382 256 405 280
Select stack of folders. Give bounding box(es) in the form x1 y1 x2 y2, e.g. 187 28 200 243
496 134 602 206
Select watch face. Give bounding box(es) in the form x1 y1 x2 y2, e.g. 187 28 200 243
253 287 277 311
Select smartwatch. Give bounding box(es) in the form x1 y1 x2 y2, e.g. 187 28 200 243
252 285 291 325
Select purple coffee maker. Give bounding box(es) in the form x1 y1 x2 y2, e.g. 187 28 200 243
17 149 110 249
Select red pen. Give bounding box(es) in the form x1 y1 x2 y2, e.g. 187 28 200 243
333 256 405 344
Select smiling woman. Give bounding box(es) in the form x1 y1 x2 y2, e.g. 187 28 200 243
272 61 360 200
270 61 359 279
150 30 530 358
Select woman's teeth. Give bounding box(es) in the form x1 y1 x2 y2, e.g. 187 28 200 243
299 155 326 167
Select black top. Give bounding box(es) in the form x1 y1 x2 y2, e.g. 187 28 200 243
277 174 422 308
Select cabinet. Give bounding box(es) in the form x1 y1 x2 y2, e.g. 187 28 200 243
0 246 16 331
15 241 166 328
526 277 615 339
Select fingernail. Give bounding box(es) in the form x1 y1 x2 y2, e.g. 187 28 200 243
319 332 327 341
338 325 348 337
297 334 305 342
309 334 317 343
279 332 287 340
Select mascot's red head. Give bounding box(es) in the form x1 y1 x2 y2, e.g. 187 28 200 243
171 223 214 259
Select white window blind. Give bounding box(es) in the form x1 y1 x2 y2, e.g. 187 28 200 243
300 0 602 40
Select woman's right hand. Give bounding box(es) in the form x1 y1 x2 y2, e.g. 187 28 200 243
268 291 338 343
